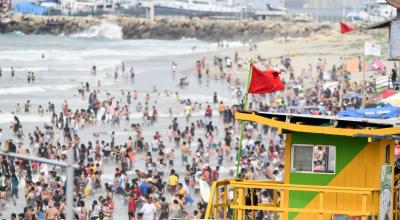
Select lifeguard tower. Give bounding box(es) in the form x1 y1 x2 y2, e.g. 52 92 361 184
205 111 400 220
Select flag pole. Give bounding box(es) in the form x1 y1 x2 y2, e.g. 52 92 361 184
235 58 253 178
339 32 345 107
362 55 366 108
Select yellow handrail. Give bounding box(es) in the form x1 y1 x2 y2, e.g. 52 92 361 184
205 180 380 220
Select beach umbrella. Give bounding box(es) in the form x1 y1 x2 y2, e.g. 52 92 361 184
381 92 400 107
343 91 361 99
370 60 384 71
338 104 400 119
378 89 397 99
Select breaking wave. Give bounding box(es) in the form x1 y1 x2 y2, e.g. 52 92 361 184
71 21 123 40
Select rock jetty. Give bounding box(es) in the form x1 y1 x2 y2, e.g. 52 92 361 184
0 13 335 41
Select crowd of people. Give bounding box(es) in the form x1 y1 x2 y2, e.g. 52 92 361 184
0 45 399 220
0 63 287 220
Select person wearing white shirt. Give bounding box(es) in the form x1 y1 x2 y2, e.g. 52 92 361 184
141 197 156 220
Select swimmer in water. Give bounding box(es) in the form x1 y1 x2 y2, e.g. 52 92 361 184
171 62 177 74
91 66 96 76
11 67 15 78
179 77 188 87
130 67 135 81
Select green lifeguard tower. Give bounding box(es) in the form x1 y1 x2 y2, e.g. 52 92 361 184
205 111 400 220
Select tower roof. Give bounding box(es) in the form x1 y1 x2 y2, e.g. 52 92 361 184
387 0 400 8
235 111 400 137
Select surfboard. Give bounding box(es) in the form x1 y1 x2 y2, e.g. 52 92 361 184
199 179 211 202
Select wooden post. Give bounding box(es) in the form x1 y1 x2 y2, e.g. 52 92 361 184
273 189 278 220
223 184 227 220
362 55 366 108
250 189 255 220
361 194 367 220
237 188 245 220
216 187 220 220
205 182 217 219
281 189 288 220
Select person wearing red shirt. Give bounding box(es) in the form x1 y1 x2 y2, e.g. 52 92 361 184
205 105 212 117
128 195 136 220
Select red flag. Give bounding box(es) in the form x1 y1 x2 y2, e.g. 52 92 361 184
340 21 354 34
247 65 285 94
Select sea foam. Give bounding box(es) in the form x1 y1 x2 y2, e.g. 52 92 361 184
71 21 123 40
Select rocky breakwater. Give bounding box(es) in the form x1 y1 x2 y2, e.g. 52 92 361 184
118 17 335 41
0 13 98 35
0 13 335 41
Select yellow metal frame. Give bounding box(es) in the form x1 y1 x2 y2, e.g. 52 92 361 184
209 112 400 220
205 180 380 220
235 112 400 137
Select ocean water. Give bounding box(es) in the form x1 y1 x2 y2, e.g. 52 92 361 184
0 22 241 121
0 24 225 71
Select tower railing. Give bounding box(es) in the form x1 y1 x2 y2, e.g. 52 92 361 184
205 179 380 220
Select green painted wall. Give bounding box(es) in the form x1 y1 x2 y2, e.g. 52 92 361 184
288 132 368 220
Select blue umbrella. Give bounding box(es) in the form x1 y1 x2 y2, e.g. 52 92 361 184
338 104 400 119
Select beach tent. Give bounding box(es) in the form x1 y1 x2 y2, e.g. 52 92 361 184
370 60 385 71
338 104 400 119
381 92 400 107
12 2 49 15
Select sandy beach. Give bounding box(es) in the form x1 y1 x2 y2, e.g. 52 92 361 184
184 28 392 87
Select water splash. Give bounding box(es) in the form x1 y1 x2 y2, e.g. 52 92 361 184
71 21 123 40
